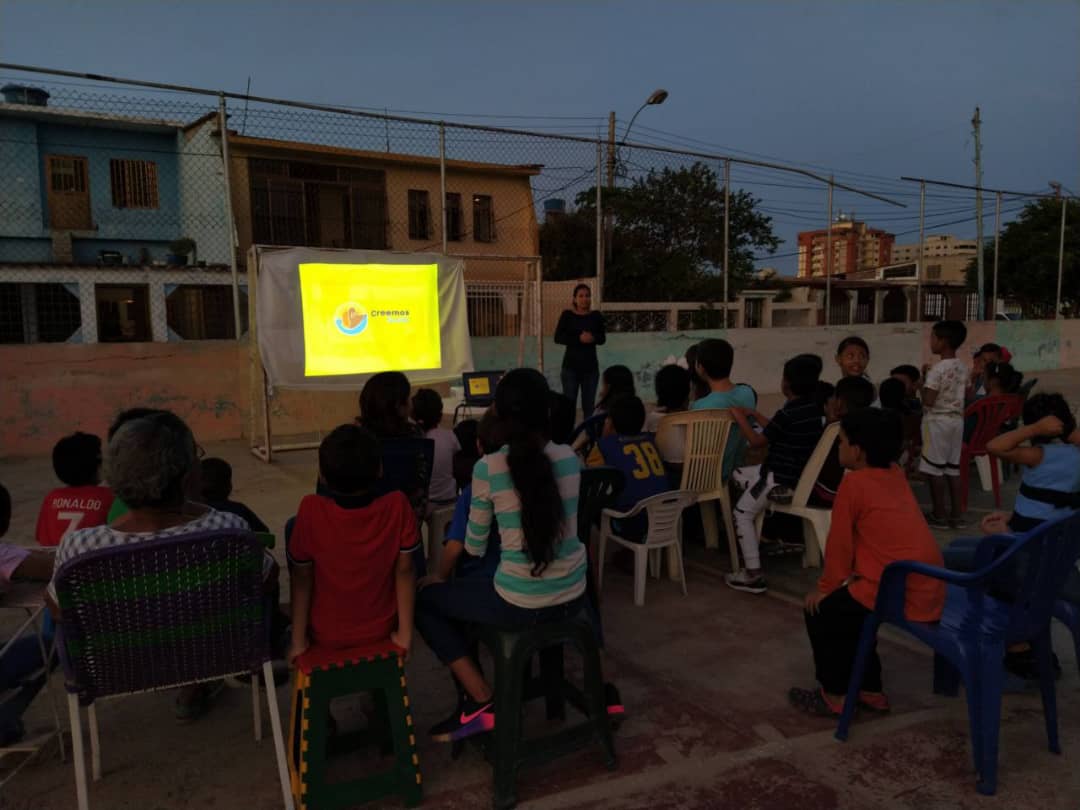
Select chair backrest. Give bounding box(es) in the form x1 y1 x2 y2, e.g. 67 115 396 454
638 490 699 548
973 513 1080 642
578 466 625 533
570 413 607 445
53 529 268 701
963 394 1022 454
462 371 502 406
657 409 734 495
790 421 841 508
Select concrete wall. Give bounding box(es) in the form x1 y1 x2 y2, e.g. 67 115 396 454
0 119 44 241
3 319 1078 458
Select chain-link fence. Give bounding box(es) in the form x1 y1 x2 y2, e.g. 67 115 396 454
0 65 1074 346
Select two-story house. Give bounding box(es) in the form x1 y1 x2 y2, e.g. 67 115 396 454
0 85 236 343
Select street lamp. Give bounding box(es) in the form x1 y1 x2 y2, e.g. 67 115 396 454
622 89 669 146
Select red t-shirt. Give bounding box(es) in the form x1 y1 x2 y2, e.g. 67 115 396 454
288 491 418 648
35 485 115 547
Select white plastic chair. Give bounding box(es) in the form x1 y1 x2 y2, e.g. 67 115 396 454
754 421 840 568
656 410 739 571
596 490 698 607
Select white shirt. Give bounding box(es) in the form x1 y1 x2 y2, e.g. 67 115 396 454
924 358 968 418
426 427 461 505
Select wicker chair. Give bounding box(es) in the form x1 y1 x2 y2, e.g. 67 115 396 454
53 530 293 810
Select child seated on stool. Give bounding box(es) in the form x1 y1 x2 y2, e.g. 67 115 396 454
790 409 945 717
288 424 417 663
412 388 461 517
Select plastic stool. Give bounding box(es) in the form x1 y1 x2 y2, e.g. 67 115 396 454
474 613 616 809
288 645 421 809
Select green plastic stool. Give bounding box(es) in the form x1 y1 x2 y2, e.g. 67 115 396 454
289 649 422 809
475 612 616 810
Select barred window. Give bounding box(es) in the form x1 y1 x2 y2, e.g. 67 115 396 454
48 155 87 193
166 285 247 340
110 159 159 209
34 283 81 342
408 190 430 240
473 194 495 243
445 193 463 242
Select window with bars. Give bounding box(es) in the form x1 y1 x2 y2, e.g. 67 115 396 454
445 193 463 242
48 156 87 193
34 283 81 342
408 189 430 240
473 194 495 243
166 285 247 340
95 284 152 342
110 159 159 209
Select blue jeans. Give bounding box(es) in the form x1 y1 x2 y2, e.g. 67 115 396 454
415 577 593 664
561 368 599 419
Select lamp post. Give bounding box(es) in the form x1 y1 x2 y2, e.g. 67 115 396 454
601 89 669 304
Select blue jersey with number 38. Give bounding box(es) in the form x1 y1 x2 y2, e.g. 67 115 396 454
596 433 671 514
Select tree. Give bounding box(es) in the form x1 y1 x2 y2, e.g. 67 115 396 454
967 197 1080 314
538 162 780 302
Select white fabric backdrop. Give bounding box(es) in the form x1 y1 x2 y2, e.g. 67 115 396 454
255 247 473 389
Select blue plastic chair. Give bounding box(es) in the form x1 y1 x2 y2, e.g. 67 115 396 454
569 413 606 457
1052 599 1080 676
834 512 1080 796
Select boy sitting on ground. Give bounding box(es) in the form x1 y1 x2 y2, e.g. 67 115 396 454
920 320 969 529
835 336 871 381
288 424 418 663
200 457 270 532
789 409 945 716
35 432 114 547
725 355 825 594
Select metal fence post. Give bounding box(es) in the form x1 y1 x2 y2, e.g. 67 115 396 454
1056 195 1067 319
992 191 1001 319
439 123 448 254
723 158 730 328
218 92 242 339
916 180 925 323
595 139 604 305
825 176 833 326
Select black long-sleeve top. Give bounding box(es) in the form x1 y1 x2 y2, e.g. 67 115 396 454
554 309 606 372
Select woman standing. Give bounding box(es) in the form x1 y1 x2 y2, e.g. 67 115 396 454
554 283 606 418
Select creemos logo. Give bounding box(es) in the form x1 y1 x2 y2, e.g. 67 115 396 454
334 302 368 335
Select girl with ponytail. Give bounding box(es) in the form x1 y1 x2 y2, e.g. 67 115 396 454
414 368 591 742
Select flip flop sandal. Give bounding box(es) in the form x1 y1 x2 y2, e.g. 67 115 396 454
788 686 843 717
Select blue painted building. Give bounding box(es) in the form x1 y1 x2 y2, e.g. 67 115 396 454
0 91 229 267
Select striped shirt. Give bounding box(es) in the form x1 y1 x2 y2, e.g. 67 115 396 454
465 441 586 609
762 396 826 488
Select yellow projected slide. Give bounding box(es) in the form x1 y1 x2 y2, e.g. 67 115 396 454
299 262 442 377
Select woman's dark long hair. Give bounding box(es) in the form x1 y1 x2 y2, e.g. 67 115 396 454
496 368 564 576
359 371 416 438
597 364 635 411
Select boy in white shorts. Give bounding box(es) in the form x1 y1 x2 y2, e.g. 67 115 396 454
919 320 969 529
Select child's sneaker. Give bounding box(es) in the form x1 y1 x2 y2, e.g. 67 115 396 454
724 570 767 594
767 485 794 505
430 697 495 742
788 686 843 717
857 691 891 714
949 516 969 530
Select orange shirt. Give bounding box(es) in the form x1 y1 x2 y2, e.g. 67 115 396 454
818 465 945 622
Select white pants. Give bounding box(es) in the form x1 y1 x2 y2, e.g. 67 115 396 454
732 464 777 571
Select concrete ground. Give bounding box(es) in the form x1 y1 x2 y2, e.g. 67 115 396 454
2 368 1079 809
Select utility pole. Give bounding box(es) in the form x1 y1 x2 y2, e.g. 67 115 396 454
992 191 1001 319
825 176 834 326
917 180 925 323
972 106 985 319
606 111 616 189
1051 181 1066 318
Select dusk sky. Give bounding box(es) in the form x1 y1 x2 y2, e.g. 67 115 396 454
2 1 1076 273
